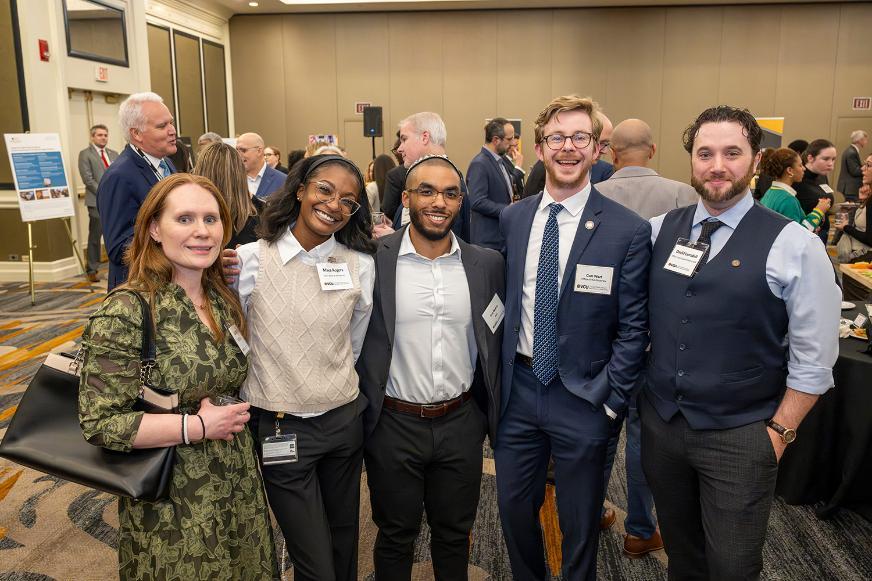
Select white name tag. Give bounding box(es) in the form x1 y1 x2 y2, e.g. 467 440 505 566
262 434 298 465
854 314 868 328
663 238 708 277
574 265 613 295
316 262 353 291
228 324 250 356
820 184 834 195
482 294 505 334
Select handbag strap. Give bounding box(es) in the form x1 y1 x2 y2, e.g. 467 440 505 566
103 289 157 389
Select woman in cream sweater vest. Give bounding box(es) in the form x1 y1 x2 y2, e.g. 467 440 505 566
235 154 376 581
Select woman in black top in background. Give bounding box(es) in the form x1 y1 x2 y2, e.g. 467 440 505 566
794 139 837 244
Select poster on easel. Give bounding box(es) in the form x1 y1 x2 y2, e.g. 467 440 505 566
4 133 75 222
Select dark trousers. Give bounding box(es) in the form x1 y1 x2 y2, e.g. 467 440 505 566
602 390 657 538
365 398 485 581
640 391 778 581
494 362 610 581
86 205 101 274
250 397 364 581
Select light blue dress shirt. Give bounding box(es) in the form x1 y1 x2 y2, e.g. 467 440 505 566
650 191 840 395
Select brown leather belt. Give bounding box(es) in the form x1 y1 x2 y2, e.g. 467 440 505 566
515 353 533 368
383 391 472 418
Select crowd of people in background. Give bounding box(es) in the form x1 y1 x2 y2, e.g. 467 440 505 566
72 89 857 581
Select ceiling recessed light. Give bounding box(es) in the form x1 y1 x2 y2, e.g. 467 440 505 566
249 1 258 6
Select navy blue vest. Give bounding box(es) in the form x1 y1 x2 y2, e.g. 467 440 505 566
646 203 790 430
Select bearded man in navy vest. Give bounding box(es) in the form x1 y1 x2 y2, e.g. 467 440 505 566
642 106 840 580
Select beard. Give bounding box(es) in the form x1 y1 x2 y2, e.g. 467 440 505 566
544 157 591 192
408 205 456 241
691 161 755 205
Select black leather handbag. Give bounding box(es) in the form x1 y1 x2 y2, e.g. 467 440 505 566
0 291 178 501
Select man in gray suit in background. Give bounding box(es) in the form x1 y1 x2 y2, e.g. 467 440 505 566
597 118 698 220
77 124 118 282
837 129 868 202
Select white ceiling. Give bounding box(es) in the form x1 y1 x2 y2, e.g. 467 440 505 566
202 0 862 17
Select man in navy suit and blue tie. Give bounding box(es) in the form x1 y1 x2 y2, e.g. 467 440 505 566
468 117 516 250
495 95 651 580
237 132 287 200
97 92 177 290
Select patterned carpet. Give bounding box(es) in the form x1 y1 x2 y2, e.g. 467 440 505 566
1 271 871 580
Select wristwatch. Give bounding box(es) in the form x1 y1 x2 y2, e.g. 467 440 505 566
766 420 797 444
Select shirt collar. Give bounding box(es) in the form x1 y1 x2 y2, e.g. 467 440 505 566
276 226 336 265
93 144 105 155
139 149 163 170
540 182 591 217
484 146 503 163
771 181 797 196
692 189 753 230
249 161 268 182
399 225 462 260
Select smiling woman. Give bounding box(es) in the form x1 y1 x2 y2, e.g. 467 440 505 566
78 173 277 580
233 154 376 581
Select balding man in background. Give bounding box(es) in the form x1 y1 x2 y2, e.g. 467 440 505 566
595 118 697 559
237 132 286 199
837 130 868 202
522 111 615 199
597 118 698 218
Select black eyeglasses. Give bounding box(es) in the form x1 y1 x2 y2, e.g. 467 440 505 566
541 132 595 150
406 186 463 202
310 181 361 216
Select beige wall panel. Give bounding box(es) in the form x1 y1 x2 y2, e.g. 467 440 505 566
441 12 498 167
830 4 872 188
230 16 284 146
775 4 840 146
387 13 443 131
658 7 723 182
495 10 552 169
336 13 390 167
549 9 608 102
718 6 780 116
282 15 339 156
601 7 665 159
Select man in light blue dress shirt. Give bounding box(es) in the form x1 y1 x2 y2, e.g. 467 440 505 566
642 106 840 580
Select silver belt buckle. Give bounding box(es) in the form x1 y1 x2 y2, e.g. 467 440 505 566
420 402 447 417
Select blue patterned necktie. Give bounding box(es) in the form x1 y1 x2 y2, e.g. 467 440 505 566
158 159 172 178
533 203 564 385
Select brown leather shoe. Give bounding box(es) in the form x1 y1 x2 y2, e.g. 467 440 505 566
599 507 616 530
86 272 99 283
623 530 664 558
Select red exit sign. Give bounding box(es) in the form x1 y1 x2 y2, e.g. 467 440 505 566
852 97 871 111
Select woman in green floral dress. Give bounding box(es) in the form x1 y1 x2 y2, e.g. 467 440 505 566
79 174 277 580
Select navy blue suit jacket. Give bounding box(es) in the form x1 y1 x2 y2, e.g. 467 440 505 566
255 165 287 199
468 147 513 250
499 187 651 417
97 145 175 290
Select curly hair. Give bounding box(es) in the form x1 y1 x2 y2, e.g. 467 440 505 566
759 148 800 179
682 106 764 155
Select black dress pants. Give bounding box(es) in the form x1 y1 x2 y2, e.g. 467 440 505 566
364 398 486 581
640 391 778 581
250 396 364 581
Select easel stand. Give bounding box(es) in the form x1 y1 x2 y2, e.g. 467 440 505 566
24 217 88 306
371 136 376 160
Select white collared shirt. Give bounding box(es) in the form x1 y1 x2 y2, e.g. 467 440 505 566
650 191 840 395
234 228 375 363
247 161 268 196
93 144 111 165
387 228 476 403
518 184 591 357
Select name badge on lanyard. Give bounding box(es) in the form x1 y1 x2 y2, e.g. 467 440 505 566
663 237 709 278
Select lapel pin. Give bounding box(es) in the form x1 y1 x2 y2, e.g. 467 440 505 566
585 220 595 230
327 256 337 263
731 259 741 267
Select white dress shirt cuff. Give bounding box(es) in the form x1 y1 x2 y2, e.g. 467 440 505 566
603 404 617 420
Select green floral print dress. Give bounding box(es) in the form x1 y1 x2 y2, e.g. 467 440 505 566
79 286 277 580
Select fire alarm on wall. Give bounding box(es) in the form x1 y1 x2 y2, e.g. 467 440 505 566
38 39 49 61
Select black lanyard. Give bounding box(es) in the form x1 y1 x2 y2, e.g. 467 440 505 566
133 146 164 180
